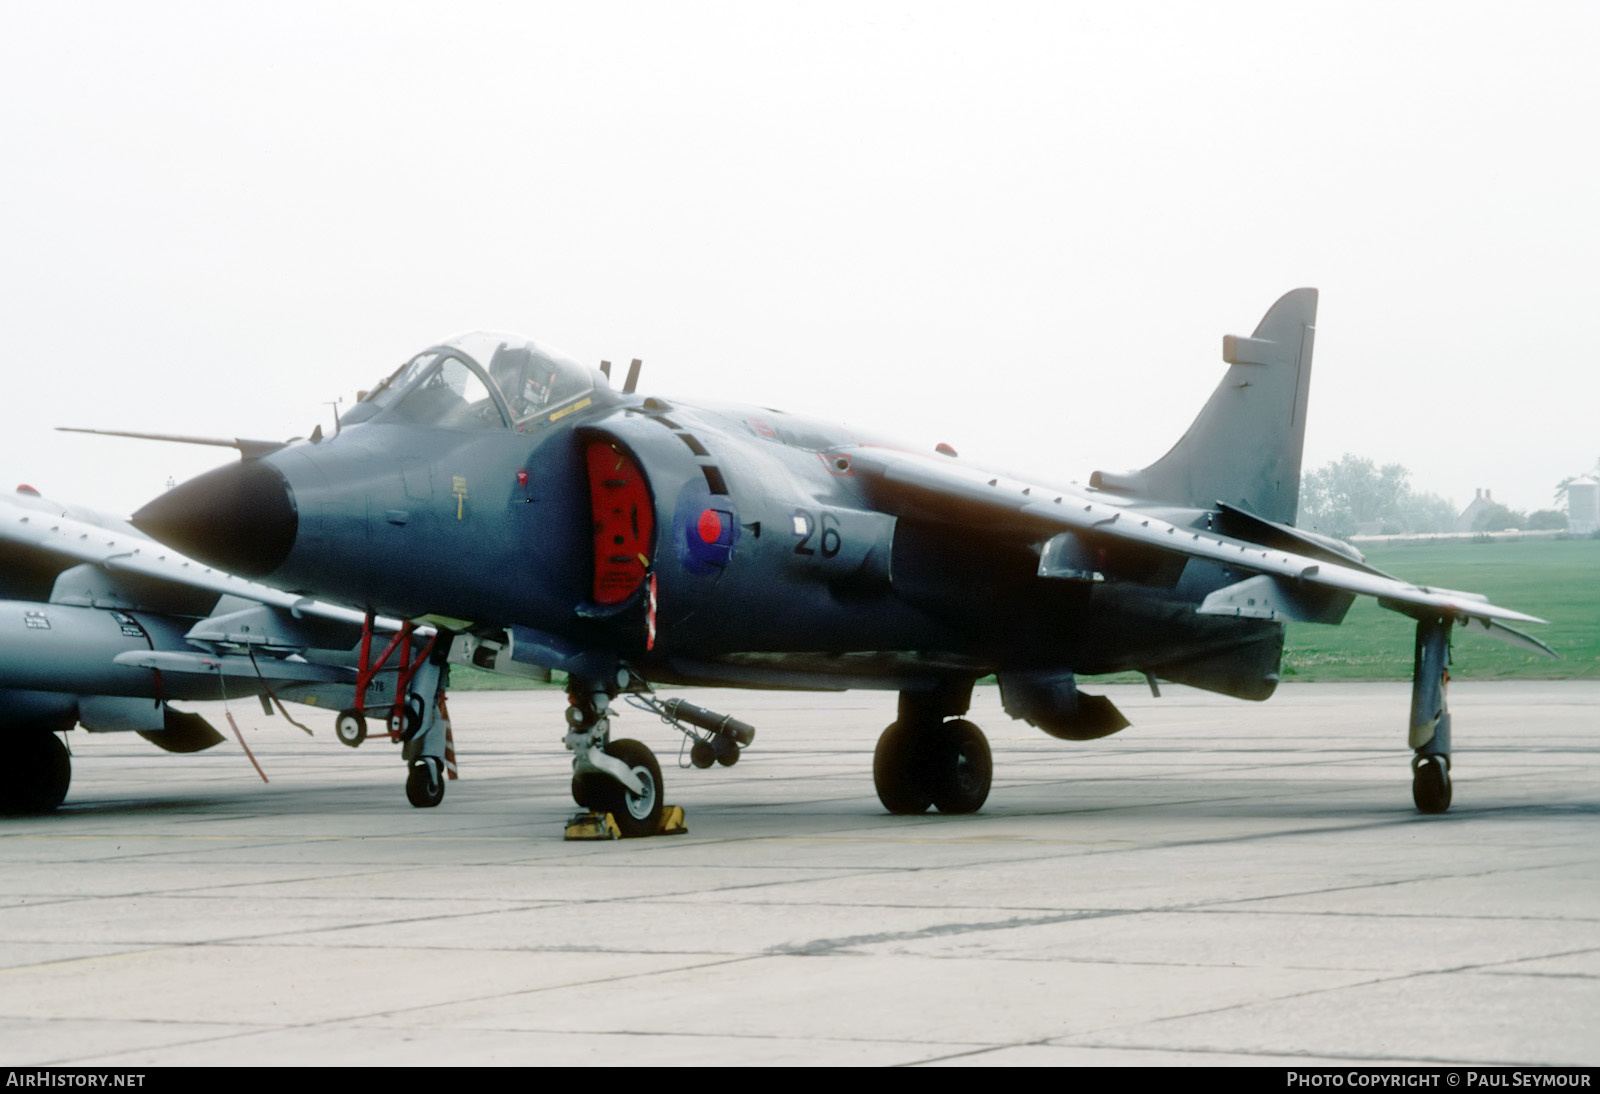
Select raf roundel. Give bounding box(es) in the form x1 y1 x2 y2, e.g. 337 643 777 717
673 479 738 576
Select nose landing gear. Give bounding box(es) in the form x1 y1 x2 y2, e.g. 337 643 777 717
564 676 685 839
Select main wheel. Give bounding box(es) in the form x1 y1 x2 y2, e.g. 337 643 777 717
1412 754 1451 814
3 733 72 815
405 757 445 808
335 710 367 748
873 721 933 814
594 739 663 838
930 719 992 814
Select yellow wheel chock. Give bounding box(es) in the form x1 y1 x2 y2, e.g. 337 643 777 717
564 804 687 840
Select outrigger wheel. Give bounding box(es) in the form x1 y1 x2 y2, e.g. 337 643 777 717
1412 754 1452 814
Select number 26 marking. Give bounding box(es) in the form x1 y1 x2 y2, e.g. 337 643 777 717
792 509 841 559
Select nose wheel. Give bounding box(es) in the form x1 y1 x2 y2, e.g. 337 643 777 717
592 739 663 837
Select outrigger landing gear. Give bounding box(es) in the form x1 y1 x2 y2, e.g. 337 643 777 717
564 674 683 839
873 681 992 815
1409 616 1453 814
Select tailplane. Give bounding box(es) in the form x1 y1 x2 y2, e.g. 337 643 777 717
1091 288 1318 524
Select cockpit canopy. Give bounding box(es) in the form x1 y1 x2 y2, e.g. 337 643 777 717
350 332 597 432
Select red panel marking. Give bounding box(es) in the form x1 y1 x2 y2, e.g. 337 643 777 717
586 440 655 605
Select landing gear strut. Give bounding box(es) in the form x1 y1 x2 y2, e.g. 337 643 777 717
873 682 992 815
1409 616 1453 814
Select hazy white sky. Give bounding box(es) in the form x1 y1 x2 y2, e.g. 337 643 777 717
2 1 1596 518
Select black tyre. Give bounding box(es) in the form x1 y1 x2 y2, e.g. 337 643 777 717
3 734 71 815
594 739 663 838
930 719 992 815
335 710 367 748
1412 754 1452 814
405 758 445 808
571 769 608 809
873 721 933 814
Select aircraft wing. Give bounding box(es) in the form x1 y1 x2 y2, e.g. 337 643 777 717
846 446 1554 654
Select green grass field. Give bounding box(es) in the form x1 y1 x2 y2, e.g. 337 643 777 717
448 537 1599 690
1281 538 1600 681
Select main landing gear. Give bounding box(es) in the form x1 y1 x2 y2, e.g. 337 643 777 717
3 730 72 815
873 683 992 815
1409 616 1453 814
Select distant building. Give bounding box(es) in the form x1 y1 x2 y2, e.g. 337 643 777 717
1569 476 1599 535
1455 488 1498 533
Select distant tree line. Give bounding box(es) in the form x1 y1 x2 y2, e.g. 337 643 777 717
1296 454 1566 537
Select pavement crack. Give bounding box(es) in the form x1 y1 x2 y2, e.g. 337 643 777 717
768 908 1133 956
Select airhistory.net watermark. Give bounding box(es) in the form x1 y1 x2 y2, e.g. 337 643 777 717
6 1075 145 1088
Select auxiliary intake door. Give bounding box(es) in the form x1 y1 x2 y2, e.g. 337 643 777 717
585 438 655 605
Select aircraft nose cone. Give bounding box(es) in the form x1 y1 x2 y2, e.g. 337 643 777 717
132 460 297 578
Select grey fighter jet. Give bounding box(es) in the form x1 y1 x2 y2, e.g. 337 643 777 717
0 486 453 812
127 289 1553 835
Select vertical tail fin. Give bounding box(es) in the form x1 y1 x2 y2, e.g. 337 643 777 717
1090 288 1318 524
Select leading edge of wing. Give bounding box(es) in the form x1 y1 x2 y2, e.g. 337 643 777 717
847 446 1549 631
